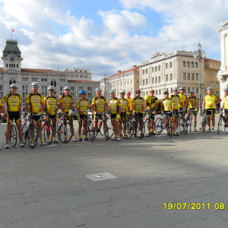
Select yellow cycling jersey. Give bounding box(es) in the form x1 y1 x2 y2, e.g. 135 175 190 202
109 98 119 114
119 98 128 113
162 98 172 112
126 98 133 112
92 96 108 113
178 93 187 108
59 94 74 113
3 93 21 112
132 97 144 113
223 96 228 109
76 98 91 115
170 95 180 110
145 95 158 110
204 95 217 109
44 96 59 115
26 93 44 113
188 96 199 109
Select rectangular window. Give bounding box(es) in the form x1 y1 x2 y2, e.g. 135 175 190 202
166 74 168 81
170 74 172 81
22 77 28 81
158 76 161 83
183 73 186 80
196 73 199 81
192 73 194 80
188 73 190 80
155 77 157 83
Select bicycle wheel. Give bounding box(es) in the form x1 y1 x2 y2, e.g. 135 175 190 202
123 120 134 139
87 119 94 141
22 121 30 145
42 122 53 145
179 117 188 135
58 122 73 143
143 119 149 135
217 115 224 134
168 117 173 137
105 120 115 140
201 117 206 133
9 124 17 148
154 117 163 135
28 125 38 149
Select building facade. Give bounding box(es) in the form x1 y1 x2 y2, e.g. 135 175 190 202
0 40 99 105
100 67 139 98
217 20 228 97
139 51 220 99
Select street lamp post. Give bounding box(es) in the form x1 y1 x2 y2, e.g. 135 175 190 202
194 43 205 116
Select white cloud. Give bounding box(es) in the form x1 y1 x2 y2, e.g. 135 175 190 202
0 0 227 80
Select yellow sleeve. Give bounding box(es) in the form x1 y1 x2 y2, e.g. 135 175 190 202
92 98 95 105
44 97 47 105
59 96 63 103
41 94 44 103
76 100 80 109
104 97 108 105
145 95 149 102
87 100 91 108
56 97 60 106
132 99 135 106
26 94 30 104
2 94 8 104
71 96 74 104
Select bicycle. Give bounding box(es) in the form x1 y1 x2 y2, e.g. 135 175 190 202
144 109 156 135
154 111 173 137
119 113 134 139
41 115 54 145
217 110 228 134
57 113 73 143
89 113 113 141
22 113 39 149
178 109 188 135
132 113 145 137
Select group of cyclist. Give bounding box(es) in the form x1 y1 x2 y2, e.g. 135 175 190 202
0 81 228 149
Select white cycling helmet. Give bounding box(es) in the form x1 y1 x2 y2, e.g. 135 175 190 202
190 89 195 93
48 86 55 91
31 82 39 87
207 87 212 91
64 86 70 90
120 90 125 94
10 83 18 89
110 90 116 94
95 88 102 92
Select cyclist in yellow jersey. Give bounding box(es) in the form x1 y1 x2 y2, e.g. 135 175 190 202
161 91 174 134
202 87 220 132
145 89 158 136
26 82 45 146
178 87 188 117
59 86 77 142
92 88 108 134
221 88 228 133
3 84 24 149
76 90 92 141
170 88 181 135
132 89 145 138
109 90 121 141
186 89 199 132
126 91 133 112
44 86 59 143
119 90 129 138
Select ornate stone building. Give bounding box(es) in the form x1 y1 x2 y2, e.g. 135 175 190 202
0 40 99 104
217 20 228 97
139 51 220 99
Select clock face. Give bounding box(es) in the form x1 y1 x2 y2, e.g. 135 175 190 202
9 56 15 62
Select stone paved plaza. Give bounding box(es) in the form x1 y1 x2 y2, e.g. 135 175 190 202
0 118 228 228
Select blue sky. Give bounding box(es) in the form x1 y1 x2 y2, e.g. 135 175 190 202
0 0 227 79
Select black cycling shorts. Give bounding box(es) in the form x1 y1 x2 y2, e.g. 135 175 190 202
206 109 215 116
7 112 21 124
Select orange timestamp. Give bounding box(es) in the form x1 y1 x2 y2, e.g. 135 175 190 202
163 202 228 210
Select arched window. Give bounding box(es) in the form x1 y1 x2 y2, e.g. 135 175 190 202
187 61 190 67
195 62 198 68
191 62 194 68
183 61 186 67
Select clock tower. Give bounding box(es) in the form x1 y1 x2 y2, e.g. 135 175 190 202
1 40 23 72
